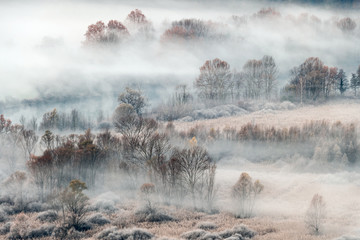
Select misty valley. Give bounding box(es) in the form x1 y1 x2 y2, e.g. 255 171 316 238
1 1 360 240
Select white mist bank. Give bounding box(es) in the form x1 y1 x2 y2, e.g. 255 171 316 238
216 160 360 237
0 0 359 107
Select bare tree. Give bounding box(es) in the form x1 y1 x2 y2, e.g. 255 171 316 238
261 55 278 100
243 59 263 99
170 142 213 208
305 193 326 234
195 58 232 102
19 129 38 162
59 180 89 230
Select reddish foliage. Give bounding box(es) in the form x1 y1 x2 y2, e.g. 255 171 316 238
84 20 129 44
255 8 281 18
85 21 106 42
162 19 210 42
126 9 147 24
0 114 12 133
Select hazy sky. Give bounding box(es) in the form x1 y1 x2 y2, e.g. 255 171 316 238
0 0 359 104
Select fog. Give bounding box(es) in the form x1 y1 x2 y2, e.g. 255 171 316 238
1 0 360 121
0 1 360 239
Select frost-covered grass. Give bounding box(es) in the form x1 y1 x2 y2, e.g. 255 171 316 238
174 101 360 132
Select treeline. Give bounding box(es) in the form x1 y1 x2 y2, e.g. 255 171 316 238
283 57 360 102
84 8 358 46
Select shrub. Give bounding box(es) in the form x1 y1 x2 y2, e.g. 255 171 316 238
0 209 8 223
134 205 173 223
25 224 55 239
24 201 48 213
7 212 30 239
218 225 256 239
91 199 117 213
86 213 111 226
36 210 58 222
0 222 11 235
200 232 221 240
52 226 85 240
181 229 207 240
0 205 14 215
96 227 153 240
58 180 89 230
196 222 217 230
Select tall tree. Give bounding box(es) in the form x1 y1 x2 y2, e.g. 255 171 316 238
337 69 348 95
350 73 360 96
195 58 232 101
261 55 278 100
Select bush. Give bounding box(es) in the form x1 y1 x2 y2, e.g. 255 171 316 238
218 225 256 239
0 222 11 235
134 205 174 223
181 229 207 240
52 226 85 240
90 199 117 213
36 210 58 222
96 227 153 240
200 232 221 240
196 222 217 230
0 209 8 223
86 213 111 226
24 201 48 213
0 196 14 206
0 205 14 215
25 224 55 239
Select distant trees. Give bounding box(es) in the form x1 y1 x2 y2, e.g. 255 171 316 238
305 193 326 234
170 141 214 208
126 9 147 24
337 17 357 32
84 20 129 45
39 108 93 131
337 69 348 95
156 84 193 121
194 56 278 102
125 9 154 40
285 57 338 101
284 62 360 100
242 55 278 100
162 19 210 42
118 87 147 115
350 66 360 96
254 8 281 19
231 172 264 218
195 58 232 101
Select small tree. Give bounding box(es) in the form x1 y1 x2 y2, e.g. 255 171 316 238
170 141 213 208
231 172 264 218
140 183 156 211
59 180 89 230
350 73 360 96
305 193 326 234
3 171 27 210
337 69 348 95
118 87 147 116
